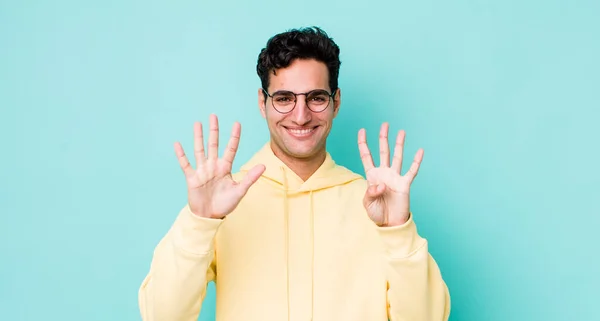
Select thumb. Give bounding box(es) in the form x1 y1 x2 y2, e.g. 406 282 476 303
365 183 385 200
237 164 266 195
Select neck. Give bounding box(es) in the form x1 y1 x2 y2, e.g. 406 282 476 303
270 142 327 181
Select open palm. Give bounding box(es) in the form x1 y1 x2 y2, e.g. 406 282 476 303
358 123 423 227
174 114 265 219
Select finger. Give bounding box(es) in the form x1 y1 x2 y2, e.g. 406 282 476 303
379 123 390 167
365 184 386 201
208 114 219 161
237 164 266 195
193 122 206 169
391 129 406 174
174 142 195 179
222 122 241 170
358 128 375 172
405 148 424 182
373 184 386 197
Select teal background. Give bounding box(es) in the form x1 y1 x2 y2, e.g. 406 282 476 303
1 0 599 320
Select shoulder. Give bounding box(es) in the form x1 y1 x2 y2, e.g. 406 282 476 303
332 164 367 187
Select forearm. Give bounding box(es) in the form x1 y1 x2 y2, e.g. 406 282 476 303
377 214 450 321
138 206 222 321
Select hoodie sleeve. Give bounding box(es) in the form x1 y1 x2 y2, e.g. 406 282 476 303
376 213 451 321
138 205 223 321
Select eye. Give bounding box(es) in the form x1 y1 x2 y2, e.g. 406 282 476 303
308 91 329 103
275 96 293 102
273 92 295 103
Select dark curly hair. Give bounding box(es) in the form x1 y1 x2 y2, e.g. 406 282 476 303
256 26 341 94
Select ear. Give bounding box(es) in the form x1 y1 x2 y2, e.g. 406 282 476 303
333 88 341 118
258 88 267 118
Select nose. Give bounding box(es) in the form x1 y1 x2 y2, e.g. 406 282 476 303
291 95 312 125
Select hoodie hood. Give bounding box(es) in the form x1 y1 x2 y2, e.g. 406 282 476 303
240 142 363 193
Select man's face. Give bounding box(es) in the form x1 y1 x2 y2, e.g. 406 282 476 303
258 59 341 160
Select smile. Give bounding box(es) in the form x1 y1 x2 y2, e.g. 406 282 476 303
285 126 317 138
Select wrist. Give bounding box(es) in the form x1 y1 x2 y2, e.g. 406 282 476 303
169 205 224 255
384 212 410 227
189 204 223 220
375 212 425 259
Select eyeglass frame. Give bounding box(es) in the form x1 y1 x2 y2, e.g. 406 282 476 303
262 88 338 114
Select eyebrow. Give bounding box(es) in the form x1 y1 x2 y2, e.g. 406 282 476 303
271 88 330 94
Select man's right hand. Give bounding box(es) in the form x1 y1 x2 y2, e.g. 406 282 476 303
174 114 266 219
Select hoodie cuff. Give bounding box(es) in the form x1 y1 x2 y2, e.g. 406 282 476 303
375 213 426 259
171 205 224 255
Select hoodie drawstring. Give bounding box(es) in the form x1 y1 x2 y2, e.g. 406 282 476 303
281 167 290 321
309 190 315 321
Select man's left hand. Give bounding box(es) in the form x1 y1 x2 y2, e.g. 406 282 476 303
358 123 423 227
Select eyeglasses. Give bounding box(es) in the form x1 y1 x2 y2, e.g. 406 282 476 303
262 88 336 114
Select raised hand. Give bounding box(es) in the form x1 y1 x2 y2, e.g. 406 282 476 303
174 114 266 219
358 123 424 227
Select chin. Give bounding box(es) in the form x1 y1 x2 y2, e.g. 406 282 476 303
283 142 324 159
287 149 317 159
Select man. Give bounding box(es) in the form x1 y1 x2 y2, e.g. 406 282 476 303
138 26 450 321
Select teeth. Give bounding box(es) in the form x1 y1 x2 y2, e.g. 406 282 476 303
288 128 314 135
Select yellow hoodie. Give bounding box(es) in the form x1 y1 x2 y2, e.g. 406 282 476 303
139 143 450 321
